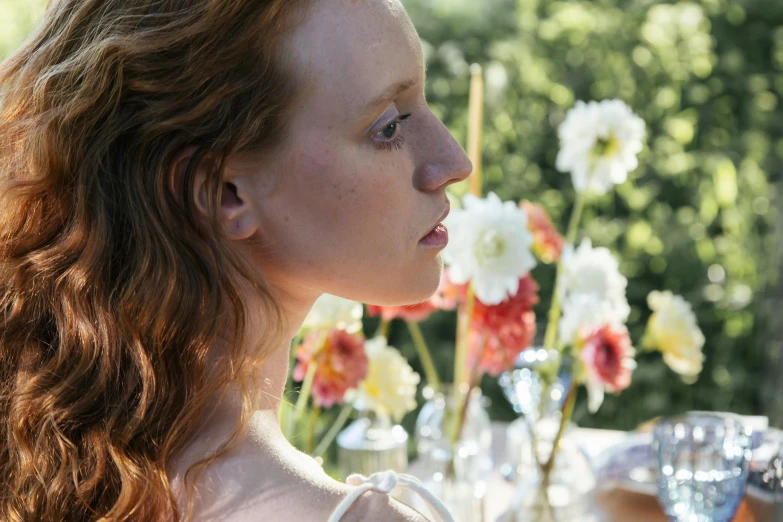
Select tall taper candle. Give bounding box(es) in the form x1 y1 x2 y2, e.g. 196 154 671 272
466 63 484 197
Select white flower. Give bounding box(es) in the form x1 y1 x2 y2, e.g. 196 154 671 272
556 99 646 195
558 239 630 325
443 192 537 305
345 337 421 421
301 294 363 334
558 293 619 347
644 290 705 377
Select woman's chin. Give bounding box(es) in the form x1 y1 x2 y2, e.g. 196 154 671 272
411 257 444 301
378 266 442 306
332 257 443 306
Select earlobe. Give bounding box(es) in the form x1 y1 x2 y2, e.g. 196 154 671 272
225 212 259 240
219 177 260 241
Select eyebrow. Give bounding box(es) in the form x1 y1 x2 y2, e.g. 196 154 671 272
358 78 418 121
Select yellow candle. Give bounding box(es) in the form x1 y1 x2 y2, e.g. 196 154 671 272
466 63 484 197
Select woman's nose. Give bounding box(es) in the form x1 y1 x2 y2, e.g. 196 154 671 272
412 112 474 193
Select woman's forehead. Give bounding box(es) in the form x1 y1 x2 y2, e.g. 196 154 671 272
282 0 424 124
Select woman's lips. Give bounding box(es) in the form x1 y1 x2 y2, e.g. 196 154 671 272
419 223 449 248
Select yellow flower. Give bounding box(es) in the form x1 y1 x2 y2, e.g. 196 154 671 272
644 291 705 377
345 337 420 422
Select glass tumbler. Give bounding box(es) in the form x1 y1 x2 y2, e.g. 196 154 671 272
653 413 753 522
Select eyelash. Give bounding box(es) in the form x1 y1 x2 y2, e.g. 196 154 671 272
372 113 412 151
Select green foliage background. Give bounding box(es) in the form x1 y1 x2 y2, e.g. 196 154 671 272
2 0 780 432
396 0 782 430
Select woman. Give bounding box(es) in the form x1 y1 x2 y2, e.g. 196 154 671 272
0 0 472 520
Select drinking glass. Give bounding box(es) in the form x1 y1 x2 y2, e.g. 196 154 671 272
653 413 753 522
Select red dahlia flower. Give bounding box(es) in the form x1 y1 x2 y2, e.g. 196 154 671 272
466 275 539 377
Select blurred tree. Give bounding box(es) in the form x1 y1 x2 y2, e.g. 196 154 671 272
0 0 47 58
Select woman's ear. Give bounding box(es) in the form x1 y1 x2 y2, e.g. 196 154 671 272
168 146 260 241
214 174 260 240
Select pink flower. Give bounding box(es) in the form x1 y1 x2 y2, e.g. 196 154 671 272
521 201 564 264
367 269 459 322
578 324 635 412
293 329 368 408
466 275 539 377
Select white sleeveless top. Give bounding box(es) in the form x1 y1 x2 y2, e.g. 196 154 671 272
327 470 455 522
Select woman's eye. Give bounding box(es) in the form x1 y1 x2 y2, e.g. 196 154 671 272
380 121 398 139
372 113 412 151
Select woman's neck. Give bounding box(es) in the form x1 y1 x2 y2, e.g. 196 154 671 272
242 283 316 414
168 285 316 485
191 281 317 442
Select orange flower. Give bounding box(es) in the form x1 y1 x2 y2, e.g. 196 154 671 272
520 201 564 263
466 275 539 376
293 329 368 407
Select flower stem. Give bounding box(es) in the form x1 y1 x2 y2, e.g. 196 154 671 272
542 192 586 355
313 403 354 458
454 284 475 390
295 360 318 420
405 320 441 393
281 400 295 440
447 381 474 478
375 318 390 339
451 364 481 446
447 335 486 480
305 404 321 455
542 382 577 479
448 284 477 468
532 191 585 522
532 383 576 522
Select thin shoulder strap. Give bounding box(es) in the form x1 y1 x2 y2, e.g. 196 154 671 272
327 470 455 522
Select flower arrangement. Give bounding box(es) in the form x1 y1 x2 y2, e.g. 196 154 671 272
281 294 422 461
281 90 707 521
361 97 707 519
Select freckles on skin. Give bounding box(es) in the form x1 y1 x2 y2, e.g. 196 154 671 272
295 139 400 242
245 0 444 304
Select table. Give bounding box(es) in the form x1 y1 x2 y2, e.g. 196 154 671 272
410 422 763 522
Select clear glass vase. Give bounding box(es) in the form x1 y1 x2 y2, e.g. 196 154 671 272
414 386 493 522
336 411 409 479
498 347 597 522
503 422 598 522
499 347 570 481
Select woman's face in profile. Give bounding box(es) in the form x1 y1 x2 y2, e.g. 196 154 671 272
226 0 472 307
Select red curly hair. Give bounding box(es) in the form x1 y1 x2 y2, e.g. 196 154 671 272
0 0 309 520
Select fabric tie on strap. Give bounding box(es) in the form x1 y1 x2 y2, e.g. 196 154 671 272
328 470 455 522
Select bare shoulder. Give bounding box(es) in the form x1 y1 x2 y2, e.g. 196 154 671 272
179 450 431 522
256 472 433 522
169 414 432 522
336 489 432 522
213 474 432 522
